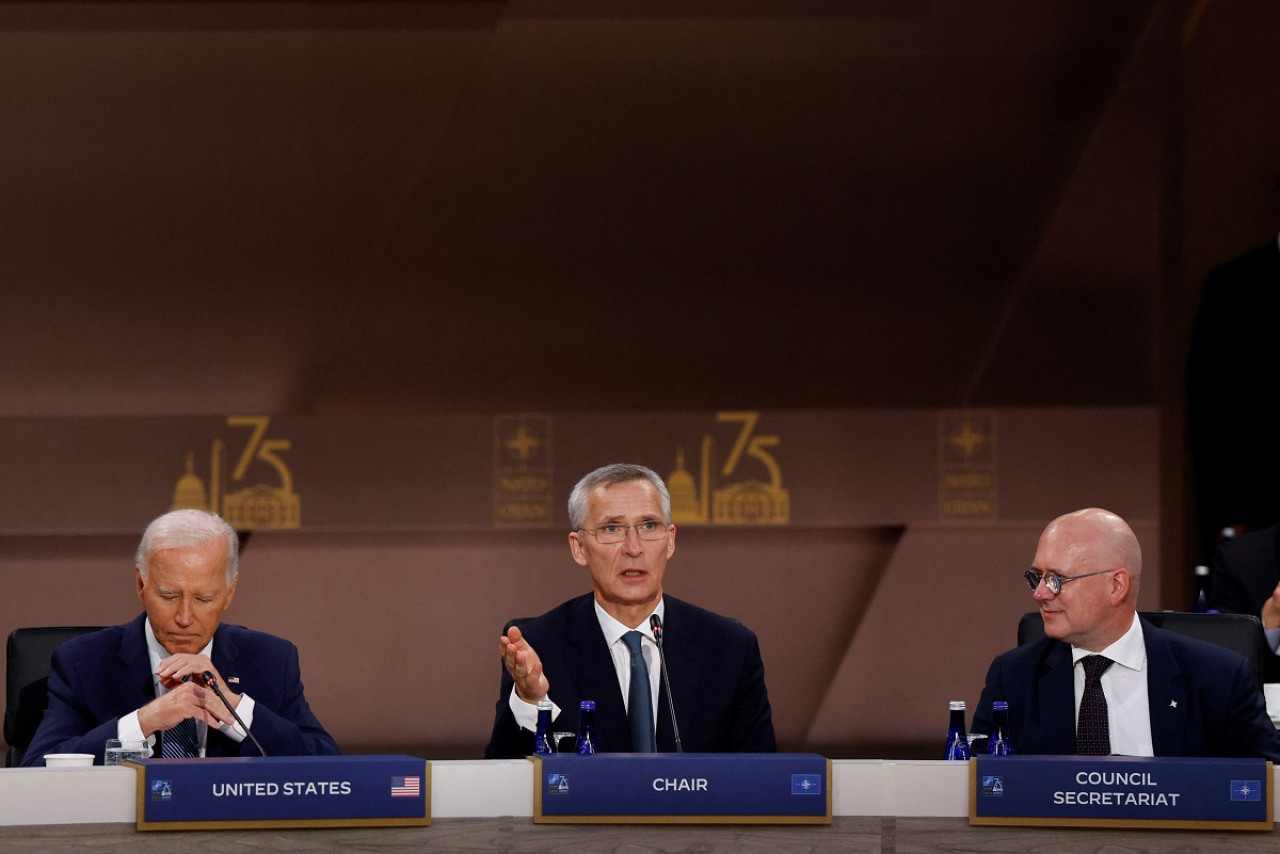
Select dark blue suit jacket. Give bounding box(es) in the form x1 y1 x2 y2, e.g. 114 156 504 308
22 613 339 766
973 618 1280 760
484 593 776 758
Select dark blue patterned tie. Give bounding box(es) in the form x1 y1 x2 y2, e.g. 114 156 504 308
1076 655 1113 756
161 718 200 758
623 631 656 752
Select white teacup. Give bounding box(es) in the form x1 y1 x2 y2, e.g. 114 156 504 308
43 753 95 767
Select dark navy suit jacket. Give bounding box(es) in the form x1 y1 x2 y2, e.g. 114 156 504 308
973 617 1280 760
22 613 339 766
484 593 776 758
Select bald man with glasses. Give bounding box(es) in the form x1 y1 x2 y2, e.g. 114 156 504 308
971 507 1280 760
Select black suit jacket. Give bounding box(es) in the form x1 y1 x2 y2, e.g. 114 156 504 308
484 593 776 758
972 618 1280 760
22 613 339 765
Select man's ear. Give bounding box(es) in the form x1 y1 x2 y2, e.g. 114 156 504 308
1110 567 1132 602
568 531 588 567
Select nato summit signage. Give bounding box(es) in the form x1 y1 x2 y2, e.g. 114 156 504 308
532 753 830 824
970 755 1272 830
133 755 429 830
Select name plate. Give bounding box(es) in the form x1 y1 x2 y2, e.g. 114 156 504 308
532 753 831 824
970 755 1273 830
132 755 429 830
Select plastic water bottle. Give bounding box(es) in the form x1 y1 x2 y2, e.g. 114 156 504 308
944 700 971 760
576 700 597 755
987 700 1011 756
534 698 555 755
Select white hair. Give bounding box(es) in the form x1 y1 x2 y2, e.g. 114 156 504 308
135 509 239 584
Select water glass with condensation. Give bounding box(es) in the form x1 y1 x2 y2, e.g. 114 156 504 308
105 738 149 766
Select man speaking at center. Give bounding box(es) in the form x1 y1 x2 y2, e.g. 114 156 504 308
485 463 776 757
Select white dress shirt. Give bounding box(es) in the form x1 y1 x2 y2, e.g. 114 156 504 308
115 620 252 752
509 599 665 734
1071 612 1153 756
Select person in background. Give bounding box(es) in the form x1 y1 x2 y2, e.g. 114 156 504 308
972 507 1280 759
23 509 338 765
1186 231 1280 565
1208 523 1280 682
484 463 776 758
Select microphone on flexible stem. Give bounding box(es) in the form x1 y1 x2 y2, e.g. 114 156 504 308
201 670 268 757
649 614 684 753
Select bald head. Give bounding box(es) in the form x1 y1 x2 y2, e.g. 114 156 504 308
1033 507 1142 651
1043 507 1142 591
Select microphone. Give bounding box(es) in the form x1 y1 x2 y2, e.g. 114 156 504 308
649 614 684 753
201 670 268 757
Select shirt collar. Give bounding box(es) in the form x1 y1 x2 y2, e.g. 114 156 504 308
593 597 665 646
1072 611 1145 672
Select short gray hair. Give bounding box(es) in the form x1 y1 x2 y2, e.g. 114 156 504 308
135 509 239 584
567 463 671 531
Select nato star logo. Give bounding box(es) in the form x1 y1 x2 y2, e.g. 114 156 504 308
791 774 823 795
1231 780 1262 802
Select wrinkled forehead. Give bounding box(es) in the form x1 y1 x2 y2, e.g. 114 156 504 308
587 480 663 519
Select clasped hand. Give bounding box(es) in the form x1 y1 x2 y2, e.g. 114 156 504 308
137 654 241 737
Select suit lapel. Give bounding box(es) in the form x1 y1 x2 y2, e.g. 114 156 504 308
562 597 631 751
117 614 160 715
211 625 238 688
1033 642 1078 754
1142 625 1186 756
205 626 238 757
655 597 698 751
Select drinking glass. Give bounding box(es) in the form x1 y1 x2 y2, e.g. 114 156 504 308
105 738 150 766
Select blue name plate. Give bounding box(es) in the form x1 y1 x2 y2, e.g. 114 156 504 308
971 755 1273 830
533 753 830 823
133 754 429 830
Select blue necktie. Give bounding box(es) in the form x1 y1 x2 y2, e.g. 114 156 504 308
161 718 200 758
623 631 656 752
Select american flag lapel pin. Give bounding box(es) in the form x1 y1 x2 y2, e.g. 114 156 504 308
227 676 240 684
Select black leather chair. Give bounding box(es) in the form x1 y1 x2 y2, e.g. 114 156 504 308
4 626 104 767
1017 610 1268 692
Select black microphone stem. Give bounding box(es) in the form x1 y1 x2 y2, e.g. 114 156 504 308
649 615 684 754
203 671 268 757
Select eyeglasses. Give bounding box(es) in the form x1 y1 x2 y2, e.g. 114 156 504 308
578 521 670 544
1023 568 1113 595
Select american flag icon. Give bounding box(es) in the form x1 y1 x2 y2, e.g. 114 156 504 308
391 775 421 798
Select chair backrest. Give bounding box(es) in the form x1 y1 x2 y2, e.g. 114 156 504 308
4 626 104 767
1017 610 1268 691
